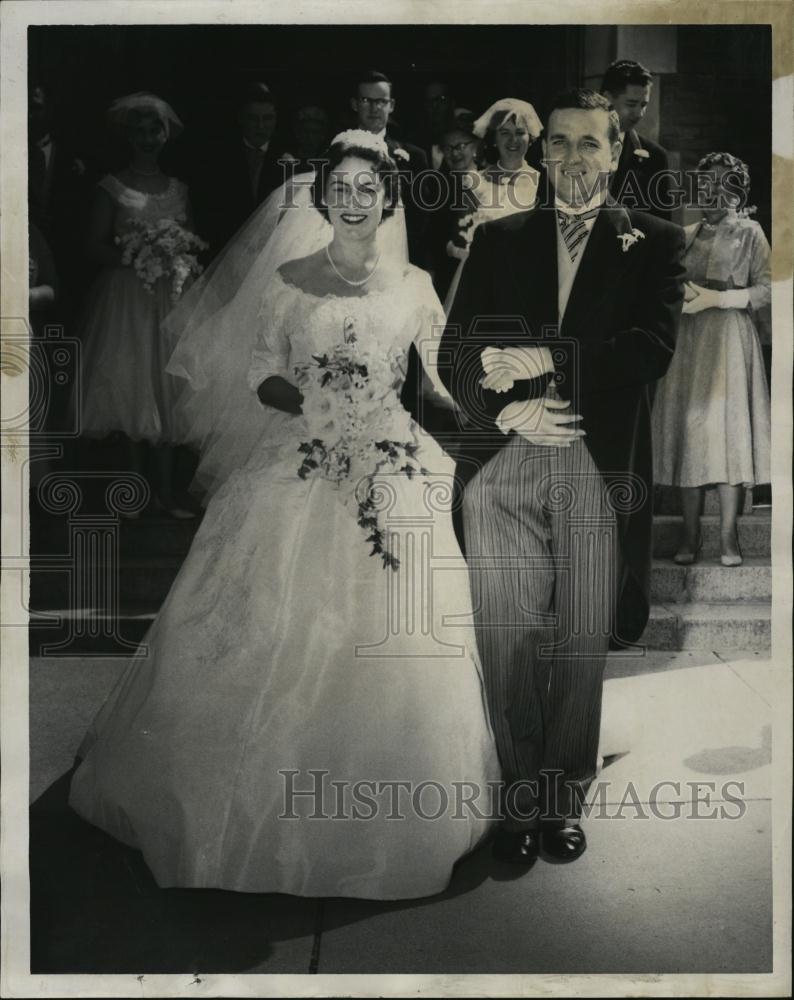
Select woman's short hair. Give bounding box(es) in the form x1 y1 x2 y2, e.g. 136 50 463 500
697 151 751 191
311 140 400 222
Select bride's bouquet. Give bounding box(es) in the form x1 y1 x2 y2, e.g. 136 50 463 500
116 218 209 303
295 317 426 570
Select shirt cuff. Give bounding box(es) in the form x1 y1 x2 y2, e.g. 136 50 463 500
495 405 514 435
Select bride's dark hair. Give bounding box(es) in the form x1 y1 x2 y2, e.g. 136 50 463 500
311 141 400 221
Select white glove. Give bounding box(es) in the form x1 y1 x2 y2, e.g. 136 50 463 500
481 345 555 393
496 396 585 447
682 282 750 314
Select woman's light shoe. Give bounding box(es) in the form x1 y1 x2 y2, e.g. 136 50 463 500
720 531 743 567
720 552 743 567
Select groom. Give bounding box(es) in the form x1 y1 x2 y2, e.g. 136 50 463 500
438 89 685 866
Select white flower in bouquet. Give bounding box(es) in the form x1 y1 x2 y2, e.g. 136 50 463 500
116 218 209 302
295 317 426 570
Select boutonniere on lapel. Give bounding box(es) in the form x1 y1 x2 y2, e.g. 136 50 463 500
633 148 650 160
618 228 646 253
392 147 410 163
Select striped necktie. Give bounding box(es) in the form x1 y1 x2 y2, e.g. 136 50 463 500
557 207 600 262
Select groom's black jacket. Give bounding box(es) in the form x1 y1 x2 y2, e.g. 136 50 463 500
437 191 686 644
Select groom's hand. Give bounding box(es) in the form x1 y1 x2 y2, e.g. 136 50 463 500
480 345 555 394
496 397 585 447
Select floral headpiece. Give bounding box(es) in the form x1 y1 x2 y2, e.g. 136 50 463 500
473 99 543 141
107 92 183 139
331 129 391 159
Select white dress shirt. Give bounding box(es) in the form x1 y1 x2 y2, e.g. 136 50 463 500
554 190 606 322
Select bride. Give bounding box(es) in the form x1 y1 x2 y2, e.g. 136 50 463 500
68 130 499 900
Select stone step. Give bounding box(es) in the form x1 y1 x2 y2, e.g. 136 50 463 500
30 550 773 613
32 508 771 563
30 601 772 657
30 580 773 657
650 557 771 603
652 513 771 558
29 556 183 608
30 512 201 559
654 484 755 516
29 605 156 657
641 602 771 651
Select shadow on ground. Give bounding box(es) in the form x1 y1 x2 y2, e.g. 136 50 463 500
30 766 496 973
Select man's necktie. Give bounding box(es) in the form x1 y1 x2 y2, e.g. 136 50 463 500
557 207 600 263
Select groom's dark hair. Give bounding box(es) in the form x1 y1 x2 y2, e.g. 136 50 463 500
547 89 621 145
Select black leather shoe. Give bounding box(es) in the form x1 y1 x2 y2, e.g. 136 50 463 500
491 829 539 866
540 823 587 862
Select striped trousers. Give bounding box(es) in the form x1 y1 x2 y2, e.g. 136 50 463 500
463 436 619 830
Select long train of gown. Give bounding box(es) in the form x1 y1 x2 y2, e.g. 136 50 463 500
69 268 500 900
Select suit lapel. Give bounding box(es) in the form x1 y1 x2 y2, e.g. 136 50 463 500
508 206 558 336
561 203 635 339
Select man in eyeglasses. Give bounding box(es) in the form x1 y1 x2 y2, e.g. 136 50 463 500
351 69 430 266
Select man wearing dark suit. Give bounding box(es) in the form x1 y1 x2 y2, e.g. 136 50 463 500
350 70 430 267
28 82 92 317
195 82 296 255
601 59 672 220
438 90 685 868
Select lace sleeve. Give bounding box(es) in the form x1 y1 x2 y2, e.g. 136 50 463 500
247 276 294 390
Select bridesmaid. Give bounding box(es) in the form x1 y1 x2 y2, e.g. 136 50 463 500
473 98 543 220
652 153 771 566
78 92 199 518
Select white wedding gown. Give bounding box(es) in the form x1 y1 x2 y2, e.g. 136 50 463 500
69 265 499 900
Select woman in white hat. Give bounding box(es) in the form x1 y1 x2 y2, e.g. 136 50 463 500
440 99 543 313
474 98 543 221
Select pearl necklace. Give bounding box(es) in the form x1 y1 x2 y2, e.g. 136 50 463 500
496 160 525 177
325 245 381 287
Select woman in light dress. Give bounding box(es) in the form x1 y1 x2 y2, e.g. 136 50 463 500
78 93 199 518
69 131 499 901
652 153 771 566
441 98 542 313
474 98 543 223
